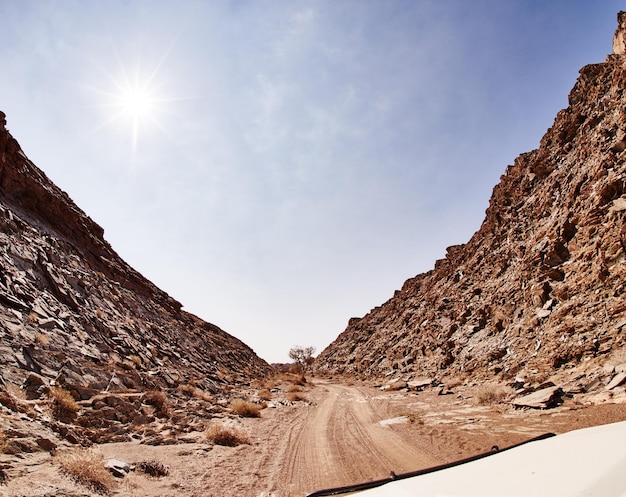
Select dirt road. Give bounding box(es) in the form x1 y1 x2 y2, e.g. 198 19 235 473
90 379 438 497
7 377 626 497
270 381 439 496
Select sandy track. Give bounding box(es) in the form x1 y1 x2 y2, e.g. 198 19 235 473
6 378 626 497
274 381 438 496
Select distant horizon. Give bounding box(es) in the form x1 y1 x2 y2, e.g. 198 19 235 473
0 1 618 363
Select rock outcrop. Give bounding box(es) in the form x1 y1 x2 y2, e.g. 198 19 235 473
317 13 626 386
0 110 270 397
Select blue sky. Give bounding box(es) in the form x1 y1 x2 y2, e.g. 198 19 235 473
0 1 619 363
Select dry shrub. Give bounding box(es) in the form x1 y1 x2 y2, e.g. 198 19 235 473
204 425 250 446
291 375 307 386
229 399 261 418
194 389 213 402
277 372 307 386
474 384 512 405
257 389 272 401
178 383 213 402
136 460 169 477
128 355 143 368
57 447 114 494
286 392 308 402
287 384 302 393
262 378 279 389
178 383 196 397
143 390 170 417
49 387 79 421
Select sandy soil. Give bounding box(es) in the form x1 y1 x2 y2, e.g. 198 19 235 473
3 377 626 497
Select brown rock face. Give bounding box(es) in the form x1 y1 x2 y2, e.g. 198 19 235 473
613 11 626 55
0 113 270 394
317 18 626 383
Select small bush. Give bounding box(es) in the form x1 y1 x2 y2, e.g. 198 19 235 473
178 383 196 397
57 447 114 494
287 384 302 393
143 390 170 417
136 460 169 477
261 378 278 389
474 384 512 405
286 392 308 402
292 375 307 386
257 389 272 401
128 355 143 368
229 399 261 418
204 425 250 446
49 387 79 421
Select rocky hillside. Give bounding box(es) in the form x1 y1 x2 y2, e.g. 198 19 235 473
0 110 270 397
317 13 626 386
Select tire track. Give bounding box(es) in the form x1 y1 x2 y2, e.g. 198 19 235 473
274 382 439 496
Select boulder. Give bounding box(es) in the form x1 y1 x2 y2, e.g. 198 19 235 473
512 386 563 409
380 378 407 391
407 378 433 391
105 459 132 478
22 373 47 400
606 372 626 390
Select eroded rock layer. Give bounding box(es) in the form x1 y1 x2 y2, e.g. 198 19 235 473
0 111 270 396
317 19 626 383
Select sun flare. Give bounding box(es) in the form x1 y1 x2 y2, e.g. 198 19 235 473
86 42 180 157
119 86 155 120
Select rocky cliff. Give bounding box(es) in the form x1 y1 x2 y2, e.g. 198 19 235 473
316 13 626 386
0 110 270 397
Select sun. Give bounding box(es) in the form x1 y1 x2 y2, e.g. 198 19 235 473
119 86 155 121
85 42 178 158
113 81 163 152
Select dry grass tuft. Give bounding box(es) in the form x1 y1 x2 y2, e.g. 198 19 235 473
204 425 250 446
128 355 143 368
263 378 279 389
178 383 197 397
286 392 308 402
229 398 261 418
257 389 272 401
178 383 213 402
474 383 512 405
291 374 307 386
136 460 170 477
49 387 79 421
143 390 170 417
287 384 302 393
57 447 114 494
